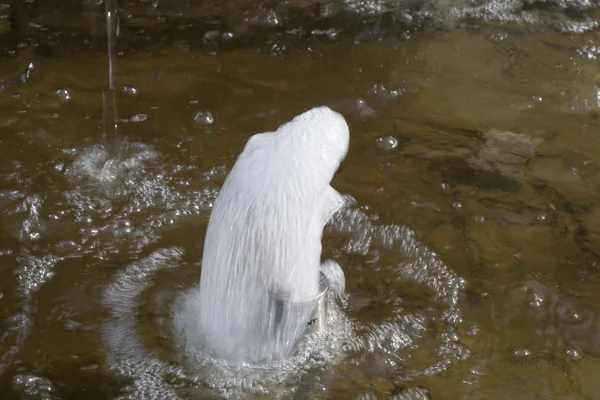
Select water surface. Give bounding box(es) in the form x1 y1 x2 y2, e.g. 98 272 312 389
0 0 599 399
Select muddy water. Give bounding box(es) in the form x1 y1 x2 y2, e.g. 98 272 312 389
1 0 600 399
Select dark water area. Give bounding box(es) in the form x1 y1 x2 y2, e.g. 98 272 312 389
0 0 600 399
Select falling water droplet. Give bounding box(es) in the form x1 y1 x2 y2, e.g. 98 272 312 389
56 88 71 101
194 111 214 125
376 136 398 150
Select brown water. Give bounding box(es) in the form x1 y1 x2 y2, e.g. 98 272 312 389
1 0 600 399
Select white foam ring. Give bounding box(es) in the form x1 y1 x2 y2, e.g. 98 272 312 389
0 252 60 376
0 140 219 394
328 206 469 379
101 206 467 399
102 247 186 400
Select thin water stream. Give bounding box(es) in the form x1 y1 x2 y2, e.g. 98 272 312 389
0 0 600 399
103 0 120 147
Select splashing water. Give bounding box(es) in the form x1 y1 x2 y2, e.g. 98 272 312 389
176 106 350 364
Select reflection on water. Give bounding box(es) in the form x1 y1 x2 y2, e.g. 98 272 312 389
1 0 600 398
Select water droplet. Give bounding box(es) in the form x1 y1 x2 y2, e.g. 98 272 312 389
530 293 543 308
441 182 450 191
0 291 3 300
474 215 485 223
452 202 463 209
466 324 479 336
376 136 398 150
266 10 280 26
123 85 137 95
194 111 214 125
222 32 234 40
514 348 531 357
129 114 148 123
565 310 582 323
536 214 547 221
203 30 221 46
566 348 581 360
56 88 71 101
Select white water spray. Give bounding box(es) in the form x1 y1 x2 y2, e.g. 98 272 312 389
180 106 349 364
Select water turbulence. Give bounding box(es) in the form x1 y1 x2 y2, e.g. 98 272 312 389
175 106 351 364
84 105 470 399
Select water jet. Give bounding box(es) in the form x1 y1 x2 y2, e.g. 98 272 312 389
184 106 350 365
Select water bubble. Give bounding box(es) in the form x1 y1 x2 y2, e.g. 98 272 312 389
129 114 148 123
222 32 234 41
269 43 287 55
514 348 531 357
536 214 547 221
565 310 582 323
56 88 71 101
566 348 581 360
452 202 463 209
194 111 214 125
200 201 213 212
441 182 450 191
474 215 485 223
376 136 398 150
0 291 3 300
123 85 137 95
369 83 403 101
530 293 543 308
203 30 221 46
466 325 479 336
266 10 280 26
12 374 54 398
